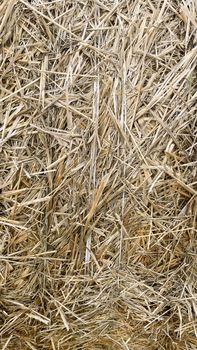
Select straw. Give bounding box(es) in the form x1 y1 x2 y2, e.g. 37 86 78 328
0 0 196 349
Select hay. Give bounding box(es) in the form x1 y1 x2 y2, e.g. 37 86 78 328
0 0 197 349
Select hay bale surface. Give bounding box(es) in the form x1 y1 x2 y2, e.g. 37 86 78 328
0 0 196 349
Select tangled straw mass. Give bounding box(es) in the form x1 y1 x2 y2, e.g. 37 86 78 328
0 0 197 349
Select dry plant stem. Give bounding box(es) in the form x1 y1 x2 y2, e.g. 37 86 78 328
0 0 197 350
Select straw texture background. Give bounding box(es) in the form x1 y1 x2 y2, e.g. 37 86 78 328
0 0 197 349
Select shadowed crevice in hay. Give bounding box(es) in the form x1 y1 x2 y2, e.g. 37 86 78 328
0 0 197 349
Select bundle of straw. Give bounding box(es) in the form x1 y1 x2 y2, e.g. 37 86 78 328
0 0 196 349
